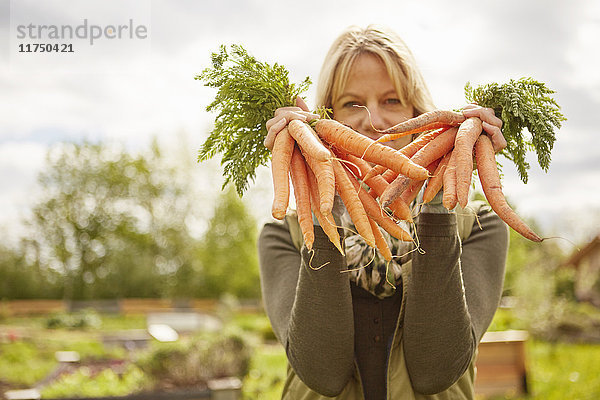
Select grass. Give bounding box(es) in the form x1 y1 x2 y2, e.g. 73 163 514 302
523 340 600 400
242 344 286 400
482 339 600 400
0 340 58 387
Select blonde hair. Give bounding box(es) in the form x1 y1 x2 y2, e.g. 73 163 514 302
315 25 435 116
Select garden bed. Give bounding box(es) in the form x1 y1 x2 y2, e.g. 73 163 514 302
0 313 251 400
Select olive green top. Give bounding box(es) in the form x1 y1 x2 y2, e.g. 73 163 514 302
258 205 508 399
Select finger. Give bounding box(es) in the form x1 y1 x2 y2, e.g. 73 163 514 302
482 121 507 152
264 117 287 150
266 113 295 130
463 107 502 129
479 108 503 129
462 103 479 111
296 98 321 121
274 106 303 117
266 115 283 131
296 96 310 112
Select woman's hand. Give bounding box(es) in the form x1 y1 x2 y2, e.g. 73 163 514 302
264 97 320 150
462 104 506 152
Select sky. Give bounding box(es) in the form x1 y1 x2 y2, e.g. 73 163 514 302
1 0 599 247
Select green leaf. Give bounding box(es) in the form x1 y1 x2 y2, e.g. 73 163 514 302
195 44 311 196
465 77 566 183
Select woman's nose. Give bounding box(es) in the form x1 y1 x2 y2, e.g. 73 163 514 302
360 106 387 135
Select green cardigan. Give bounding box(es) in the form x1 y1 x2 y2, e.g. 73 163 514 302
258 202 508 399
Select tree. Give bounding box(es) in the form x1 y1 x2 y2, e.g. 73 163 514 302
25 139 203 300
197 187 260 299
0 242 62 299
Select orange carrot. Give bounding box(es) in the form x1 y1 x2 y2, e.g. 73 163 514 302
360 122 441 183
380 127 457 207
376 110 465 143
423 151 452 203
380 175 411 207
454 117 483 208
289 146 314 250
381 169 398 183
398 127 448 157
475 134 542 242
332 160 375 247
314 119 429 181
362 164 386 183
335 151 412 222
368 217 392 261
345 167 413 241
352 124 444 184
303 152 335 216
270 127 294 219
442 149 458 210
306 166 345 254
387 196 414 223
411 126 458 167
337 152 387 196
399 159 441 206
287 119 331 162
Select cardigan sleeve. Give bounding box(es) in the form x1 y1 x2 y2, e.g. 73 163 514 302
402 207 509 395
257 220 355 397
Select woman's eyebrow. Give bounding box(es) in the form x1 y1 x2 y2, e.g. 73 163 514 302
336 92 360 101
382 89 399 97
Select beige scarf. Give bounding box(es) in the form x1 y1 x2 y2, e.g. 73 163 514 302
340 210 415 299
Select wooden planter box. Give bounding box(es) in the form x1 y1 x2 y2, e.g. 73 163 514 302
474 330 529 398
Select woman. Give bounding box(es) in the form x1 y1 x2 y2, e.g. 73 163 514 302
258 25 509 400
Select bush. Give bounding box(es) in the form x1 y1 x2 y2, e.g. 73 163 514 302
45 310 102 330
137 331 251 389
40 365 150 399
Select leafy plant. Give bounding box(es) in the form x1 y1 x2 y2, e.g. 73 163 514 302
40 364 149 399
136 332 251 389
465 78 566 183
0 340 57 386
45 310 102 330
195 44 311 196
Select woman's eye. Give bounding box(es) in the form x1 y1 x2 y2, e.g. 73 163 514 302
343 101 361 108
385 98 401 105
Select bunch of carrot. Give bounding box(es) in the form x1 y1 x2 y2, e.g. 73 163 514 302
271 110 542 259
195 46 559 248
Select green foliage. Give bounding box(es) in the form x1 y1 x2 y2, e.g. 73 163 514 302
196 44 311 196
487 307 527 332
40 364 150 399
0 340 57 386
524 340 600 399
25 139 203 300
1 137 263 300
0 337 126 387
198 187 260 298
230 312 277 342
502 216 558 297
243 345 287 400
136 332 251 389
45 310 102 330
0 243 62 299
465 78 566 183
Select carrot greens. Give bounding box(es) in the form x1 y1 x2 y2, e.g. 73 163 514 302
195 44 310 196
465 78 566 183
